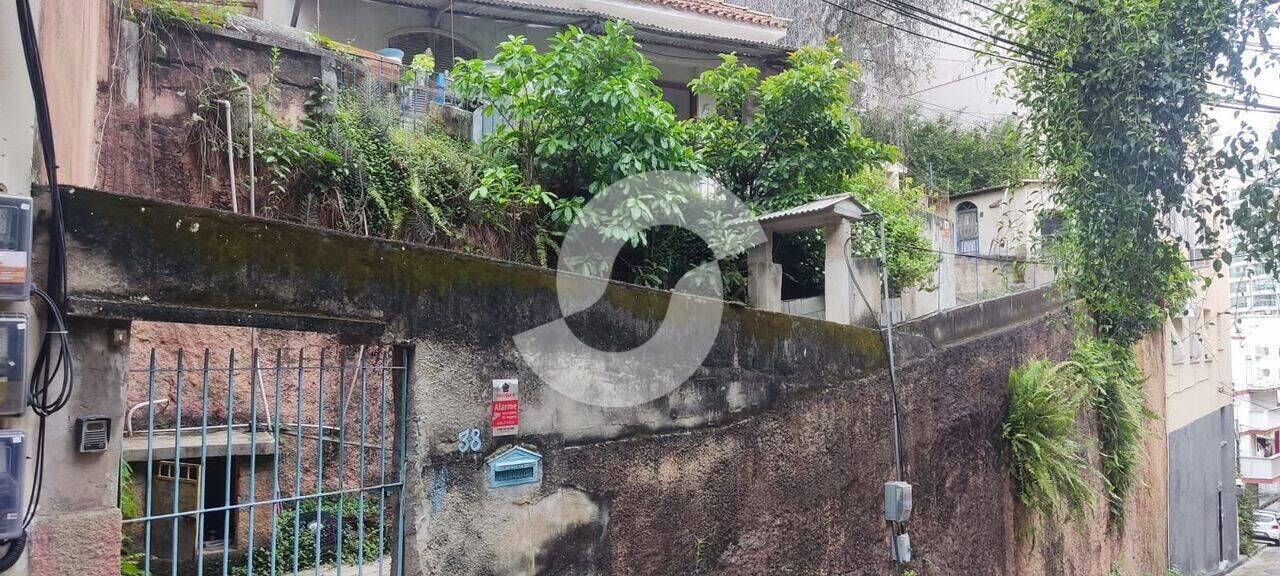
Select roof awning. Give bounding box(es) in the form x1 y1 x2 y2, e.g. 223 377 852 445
754 194 874 234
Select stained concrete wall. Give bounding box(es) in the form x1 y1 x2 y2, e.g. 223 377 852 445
57 187 1172 575
1168 405 1238 575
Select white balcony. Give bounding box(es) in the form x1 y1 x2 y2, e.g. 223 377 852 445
1242 454 1280 482
1240 408 1280 432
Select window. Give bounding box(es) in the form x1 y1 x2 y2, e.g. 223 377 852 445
658 82 695 119
1257 293 1278 309
956 201 979 255
388 31 478 73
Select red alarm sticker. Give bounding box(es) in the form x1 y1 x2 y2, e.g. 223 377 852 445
491 379 520 436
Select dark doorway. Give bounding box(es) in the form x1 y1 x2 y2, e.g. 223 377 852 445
201 456 231 549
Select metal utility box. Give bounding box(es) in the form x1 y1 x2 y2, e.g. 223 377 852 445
884 481 913 523
0 430 24 540
0 315 26 416
76 416 111 453
0 196 32 302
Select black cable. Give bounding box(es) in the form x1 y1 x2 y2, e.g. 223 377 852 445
814 0 1056 70
0 532 26 572
15 0 75 538
870 0 1057 65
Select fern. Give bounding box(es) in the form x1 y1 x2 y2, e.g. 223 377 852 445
1003 359 1092 520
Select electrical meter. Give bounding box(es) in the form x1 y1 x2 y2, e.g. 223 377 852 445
0 196 32 302
0 316 26 416
0 431 23 541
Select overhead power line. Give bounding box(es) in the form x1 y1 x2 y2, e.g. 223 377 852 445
866 0 1057 65
815 0 1056 70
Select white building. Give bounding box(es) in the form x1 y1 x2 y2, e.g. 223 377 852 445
1234 317 1280 493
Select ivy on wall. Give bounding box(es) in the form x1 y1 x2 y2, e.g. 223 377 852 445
991 0 1278 528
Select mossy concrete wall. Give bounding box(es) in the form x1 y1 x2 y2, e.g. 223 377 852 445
61 187 1168 575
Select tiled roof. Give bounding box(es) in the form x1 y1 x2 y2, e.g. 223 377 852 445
634 0 790 28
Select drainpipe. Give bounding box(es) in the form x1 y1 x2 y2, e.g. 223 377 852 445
213 99 238 214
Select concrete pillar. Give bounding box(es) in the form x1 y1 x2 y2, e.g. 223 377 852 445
823 220 853 325
746 237 782 312
26 317 129 576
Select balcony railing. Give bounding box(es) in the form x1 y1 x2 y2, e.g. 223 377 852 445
1242 454 1280 482
1240 407 1280 432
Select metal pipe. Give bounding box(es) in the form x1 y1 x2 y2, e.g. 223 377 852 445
879 218 903 482
126 398 170 437
213 99 239 214
247 95 256 217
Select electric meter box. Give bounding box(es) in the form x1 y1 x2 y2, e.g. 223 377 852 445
0 430 24 541
0 315 27 417
0 195 32 302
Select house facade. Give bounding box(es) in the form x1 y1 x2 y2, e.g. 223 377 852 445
254 0 793 119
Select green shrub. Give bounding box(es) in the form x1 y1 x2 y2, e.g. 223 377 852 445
1002 359 1092 519
1071 335 1154 528
1240 483 1259 555
228 496 390 576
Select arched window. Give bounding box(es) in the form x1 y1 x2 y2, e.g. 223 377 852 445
956 201 979 255
388 31 478 73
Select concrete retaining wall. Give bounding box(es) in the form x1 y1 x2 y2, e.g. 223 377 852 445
58 186 1170 575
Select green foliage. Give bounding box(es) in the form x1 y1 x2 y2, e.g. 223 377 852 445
1070 335 1154 528
401 51 437 83
130 0 238 28
849 170 939 294
120 553 145 576
687 42 932 292
1240 483 1260 556
1002 359 1092 520
247 81 534 258
988 0 1275 345
861 108 1035 196
118 460 141 520
687 41 894 212
452 21 698 248
228 497 389 576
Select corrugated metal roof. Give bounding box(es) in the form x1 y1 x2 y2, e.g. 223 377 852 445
755 194 865 223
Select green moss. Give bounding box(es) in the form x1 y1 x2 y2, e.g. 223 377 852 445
131 0 238 28
307 32 360 56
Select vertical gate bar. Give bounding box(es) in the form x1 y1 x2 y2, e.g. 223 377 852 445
357 355 369 574
292 348 305 576
270 349 284 576
222 349 237 576
197 349 212 576
377 363 388 576
247 348 261 575
335 357 348 574
171 349 185 576
314 349 327 576
394 348 408 576
143 349 158 576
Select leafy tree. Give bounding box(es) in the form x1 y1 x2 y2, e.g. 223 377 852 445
861 108 1036 195
688 42 893 211
452 22 699 249
687 42 934 292
989 0 1277 528
989 0 1276 345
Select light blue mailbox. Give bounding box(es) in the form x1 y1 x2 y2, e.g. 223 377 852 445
487 445 542 488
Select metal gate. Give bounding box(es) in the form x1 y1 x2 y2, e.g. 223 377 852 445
121 345 408 576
